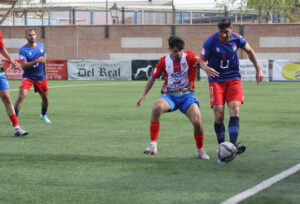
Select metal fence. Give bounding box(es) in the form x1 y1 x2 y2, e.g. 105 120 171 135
0 6 262 26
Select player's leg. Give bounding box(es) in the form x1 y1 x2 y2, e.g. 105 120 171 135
39 91 51 123
210 82 226 144
35 80 51 123
226 79 245 154
14 78 32 117
185 103 210 160
14 88 29 117
179 92 209 160
144 97 171 155
213 105 226 144
227 101 241 144
0 89 28 136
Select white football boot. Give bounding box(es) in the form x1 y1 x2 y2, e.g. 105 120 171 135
197 149 210 160
14 127 29 137
143 142 157 155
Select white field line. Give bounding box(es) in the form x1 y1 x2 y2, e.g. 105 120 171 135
9 81 145 92
221 163 300 204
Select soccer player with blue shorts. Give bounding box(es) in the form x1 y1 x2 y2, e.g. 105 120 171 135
14 29 51 123
0 32 28 136
136 36 210 160
199 18 264 163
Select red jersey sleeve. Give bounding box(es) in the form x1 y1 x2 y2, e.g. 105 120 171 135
185 51 198 84
185 51 198 67
151 56 165 78
0 32 4 49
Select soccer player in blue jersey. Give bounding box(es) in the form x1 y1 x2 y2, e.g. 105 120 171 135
199 18 264 163
0 32 28 136
14 29 51 123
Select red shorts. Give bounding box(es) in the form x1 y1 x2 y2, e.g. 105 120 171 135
20 78 49 93
209 79 244 107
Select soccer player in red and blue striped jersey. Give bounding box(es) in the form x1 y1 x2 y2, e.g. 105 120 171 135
199 18 264 163
137 36 210 160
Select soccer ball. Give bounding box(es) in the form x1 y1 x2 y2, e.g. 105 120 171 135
216 142 238 162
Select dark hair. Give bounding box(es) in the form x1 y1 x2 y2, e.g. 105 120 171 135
168 35 185 50
25 29 35 35
218 18 232 29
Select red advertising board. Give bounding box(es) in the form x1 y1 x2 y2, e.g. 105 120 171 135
46 60 67 80
4 60 23 80
4 60 67 80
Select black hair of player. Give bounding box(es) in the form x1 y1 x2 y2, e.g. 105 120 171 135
25 28 35 35
218 18 232 29
168 36 185 50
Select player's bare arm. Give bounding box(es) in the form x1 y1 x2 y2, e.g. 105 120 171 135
199 59 219 77
243 43 264 83
136 77 156 107
20 57 46 70
0 48 17 66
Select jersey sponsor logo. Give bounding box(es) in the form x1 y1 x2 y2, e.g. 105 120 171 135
168 83 185 89
173 80 181 85
221 54 230 59
171 70 186 79
232 45 237 51
20 55 25 60
216 47 220 52
40 48 44 53
29 52 32 56
175 65 180 69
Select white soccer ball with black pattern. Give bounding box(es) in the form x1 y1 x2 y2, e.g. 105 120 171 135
216 142 238 162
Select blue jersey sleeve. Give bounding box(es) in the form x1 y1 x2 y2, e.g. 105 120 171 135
201 36 214 60
236 33 247 49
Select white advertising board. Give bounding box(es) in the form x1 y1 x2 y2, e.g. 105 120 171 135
67 60 131 80
200 60 269 81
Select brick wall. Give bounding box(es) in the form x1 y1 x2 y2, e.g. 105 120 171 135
1 24 300 60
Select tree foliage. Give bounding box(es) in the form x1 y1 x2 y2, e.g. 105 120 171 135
215 0 300 23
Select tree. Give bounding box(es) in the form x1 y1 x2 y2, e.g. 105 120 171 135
215 0 300 23
245 0 299 23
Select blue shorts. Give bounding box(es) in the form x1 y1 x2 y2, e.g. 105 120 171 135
161 92 199 114
0 74 10 91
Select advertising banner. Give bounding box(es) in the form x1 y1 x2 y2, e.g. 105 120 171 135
239 60 269 81
4 60 67 80
200 60 269 81
273 60 300 81
4 60 23 80
67 60 131 80
131 60 159 80
46 60 67 80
